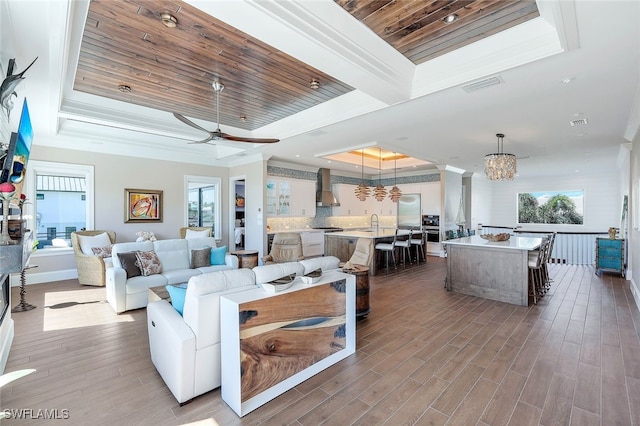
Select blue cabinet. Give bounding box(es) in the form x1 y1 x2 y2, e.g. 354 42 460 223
596 238 625 277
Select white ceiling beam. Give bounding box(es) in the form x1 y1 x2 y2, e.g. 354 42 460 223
185 0 414 105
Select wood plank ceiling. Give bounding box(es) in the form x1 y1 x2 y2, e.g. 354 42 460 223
74 0 539 133
335 0 539 64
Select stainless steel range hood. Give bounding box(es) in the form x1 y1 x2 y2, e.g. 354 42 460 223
316 168 340 207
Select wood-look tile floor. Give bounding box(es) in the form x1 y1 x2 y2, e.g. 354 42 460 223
2 257 640 425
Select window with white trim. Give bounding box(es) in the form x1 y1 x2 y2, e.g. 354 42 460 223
25 161 94 249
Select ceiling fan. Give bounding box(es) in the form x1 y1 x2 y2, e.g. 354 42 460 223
173 78 280 144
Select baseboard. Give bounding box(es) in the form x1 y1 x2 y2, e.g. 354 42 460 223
631 278 640 314
9 269 78 287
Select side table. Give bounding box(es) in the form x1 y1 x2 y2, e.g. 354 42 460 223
342 265 370 319
232 250 259 269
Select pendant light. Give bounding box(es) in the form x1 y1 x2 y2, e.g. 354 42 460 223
354 149 370 201
373 147 387 202
484 133 517 181
388 152 402 202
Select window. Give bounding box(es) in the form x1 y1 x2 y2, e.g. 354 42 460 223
184 175 221 239
25 161 94 249
517 190 584 225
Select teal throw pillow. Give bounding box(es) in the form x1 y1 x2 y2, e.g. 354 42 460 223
210 245 227 265
166 283 188 316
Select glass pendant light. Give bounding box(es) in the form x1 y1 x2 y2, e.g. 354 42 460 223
484 133 517 181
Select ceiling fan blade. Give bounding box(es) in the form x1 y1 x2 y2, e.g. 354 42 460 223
173 113 212 134
188 134 215 144
220 132 280 144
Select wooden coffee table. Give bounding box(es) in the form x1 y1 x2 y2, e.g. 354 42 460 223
148 285 170 303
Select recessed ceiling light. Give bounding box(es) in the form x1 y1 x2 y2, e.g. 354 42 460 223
443 13 458 24
161 13 178 28
240 115 247 122
295 154 300 158
561 77 575 84
118 84 131 93
310 79 320 89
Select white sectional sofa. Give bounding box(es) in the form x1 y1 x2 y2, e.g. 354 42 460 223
106 237 238 313
146 256 342 404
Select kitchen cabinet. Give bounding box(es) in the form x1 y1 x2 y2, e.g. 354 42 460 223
332 184 369 216
372 189 396 216
420 182 441 215
266 179 290 216
266 178 315 217
290 180 316 217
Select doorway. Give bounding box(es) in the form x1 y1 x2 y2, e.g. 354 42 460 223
229 176 246 252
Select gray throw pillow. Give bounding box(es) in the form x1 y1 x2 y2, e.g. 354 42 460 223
117 252 141 279
191 247 212 268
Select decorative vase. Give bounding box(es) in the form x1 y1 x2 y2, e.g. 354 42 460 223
0 197 16 245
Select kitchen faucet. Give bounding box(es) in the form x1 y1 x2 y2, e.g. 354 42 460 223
370 213 379 231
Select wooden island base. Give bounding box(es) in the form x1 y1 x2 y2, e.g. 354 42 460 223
443 235 542 306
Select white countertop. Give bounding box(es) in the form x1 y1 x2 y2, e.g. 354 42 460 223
442 235 542 251
324 229 411 239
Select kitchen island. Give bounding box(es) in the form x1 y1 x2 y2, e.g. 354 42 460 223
324 229 413 275
442 235 542 306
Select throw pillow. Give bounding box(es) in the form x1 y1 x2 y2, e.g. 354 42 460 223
91 245 113 258
77 232 112 255
135 250 163 276
185 228 211 239
191 247 212 268
166 283 188 316
210 245 227 265
117 252 141 279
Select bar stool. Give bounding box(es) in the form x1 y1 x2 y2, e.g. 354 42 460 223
394 230 412 268
528 238 549 304
375 231 397 272
409 226 426 263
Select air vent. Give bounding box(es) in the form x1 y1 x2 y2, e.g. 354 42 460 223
570 118 588 126
461 76 503 93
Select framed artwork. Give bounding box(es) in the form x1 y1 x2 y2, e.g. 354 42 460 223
125 188 163 222
517 190 584 225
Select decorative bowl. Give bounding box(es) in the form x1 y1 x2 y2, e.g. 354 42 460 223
300 268 322 284
480 233 511 242
260 273 297 293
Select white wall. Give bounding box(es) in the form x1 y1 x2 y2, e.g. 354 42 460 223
629 136 640 308
488 172 620 233
26 145 231 283
441 169 462 231
470 173 492 231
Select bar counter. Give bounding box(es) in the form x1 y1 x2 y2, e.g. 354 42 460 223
442 235 542 306
324 228 413 275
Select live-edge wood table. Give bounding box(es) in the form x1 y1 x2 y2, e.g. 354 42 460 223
220 270 356 417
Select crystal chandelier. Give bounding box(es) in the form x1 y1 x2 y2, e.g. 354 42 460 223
354 149 370 201
373 147 387 201
484 133 517 181
388 152 402 202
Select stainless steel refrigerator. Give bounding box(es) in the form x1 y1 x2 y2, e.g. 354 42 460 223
397 193 421 228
